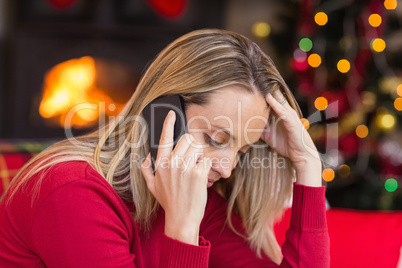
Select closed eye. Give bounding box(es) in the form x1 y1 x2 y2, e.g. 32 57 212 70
204 134 250 156
204 134 228 148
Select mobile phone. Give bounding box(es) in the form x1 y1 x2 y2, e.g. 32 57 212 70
142 94 188 173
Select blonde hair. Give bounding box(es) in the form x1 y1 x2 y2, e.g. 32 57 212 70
1 29 302 264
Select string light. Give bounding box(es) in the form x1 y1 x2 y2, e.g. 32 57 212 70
314 12 328 26
299 38 313 52
385 178 398 192
394 98 402 111
314 96 328 111
322 168 335 182
397 84 402 97
252 22 271 38
300 118 310 130
376 112 396 130
356 125 369 138
294 49 307 62
368 14 382 27
308 53 321 67
384 0 397 10
381 114 395 129
371 38 386 52
338 165 351 178
337 59 350 73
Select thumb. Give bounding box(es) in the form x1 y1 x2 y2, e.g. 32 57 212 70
140 153 155 193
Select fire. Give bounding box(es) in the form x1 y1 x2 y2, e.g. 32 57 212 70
39 56 125 128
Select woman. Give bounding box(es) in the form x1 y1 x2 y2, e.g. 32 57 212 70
0 29 329 267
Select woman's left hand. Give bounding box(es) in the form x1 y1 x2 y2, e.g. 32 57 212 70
260 89 322 186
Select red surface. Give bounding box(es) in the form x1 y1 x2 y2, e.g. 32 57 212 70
0 153 33 195
275 207 402 268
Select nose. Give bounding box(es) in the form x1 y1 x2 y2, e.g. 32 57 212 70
211 150 238 179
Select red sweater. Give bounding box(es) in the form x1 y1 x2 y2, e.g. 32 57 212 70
0 161 329 267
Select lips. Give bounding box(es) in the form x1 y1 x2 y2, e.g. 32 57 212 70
207 177 219 187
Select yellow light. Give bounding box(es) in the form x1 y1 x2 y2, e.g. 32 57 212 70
252 22 271 38
384 0 397 9
338 165 351 178
314 97 328 111
397 84 402 97
308 53 321 68
394 98 402 111
382 114 395 129
356 124 369 138
301 118 310 130
371 38 386 52
337 59 350 73
314 12 328 26
376 113 396 130
322 168 335 182
368 14 382 27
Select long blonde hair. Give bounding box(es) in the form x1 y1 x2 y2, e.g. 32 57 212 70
1 29 302 264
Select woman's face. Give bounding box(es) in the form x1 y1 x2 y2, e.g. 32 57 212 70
185 85 270 187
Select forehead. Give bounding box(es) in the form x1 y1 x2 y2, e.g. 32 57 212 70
186 85 270 143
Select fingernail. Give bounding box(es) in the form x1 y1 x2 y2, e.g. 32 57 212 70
168 110 175 116
268 93 273 98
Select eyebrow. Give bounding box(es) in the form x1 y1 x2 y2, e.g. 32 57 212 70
211 124 236 141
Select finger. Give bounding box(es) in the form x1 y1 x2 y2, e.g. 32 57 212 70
140 153 155 194
272 89 291 107
172 134 194 157
183 141 204 169
196 157 212 175
156 110 176 161
266 93 287 117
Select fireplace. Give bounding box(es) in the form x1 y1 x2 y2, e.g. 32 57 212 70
0 0 225 139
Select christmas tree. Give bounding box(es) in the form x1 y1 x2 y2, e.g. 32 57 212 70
226 0 401 210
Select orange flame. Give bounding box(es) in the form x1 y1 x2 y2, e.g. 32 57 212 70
39 56 125 128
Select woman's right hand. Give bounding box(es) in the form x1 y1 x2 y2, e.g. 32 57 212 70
140 110 212 245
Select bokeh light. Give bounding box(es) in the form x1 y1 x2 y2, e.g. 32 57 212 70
376 113 396 130
308 53 321 67
323 168 335 182
368 14 382 27
384 0 397 10
314 96 328 111
394 98 402 111
337 59 351 73
338 165 351 178
356 125 369 138
299 38 313 52
397 84 402 97
381 114 395 129
252 22 271 38
385 178 398 192
371 38 386 52
294 49 307 62
292 58 309 71
301 118 310 130
314 12 328 26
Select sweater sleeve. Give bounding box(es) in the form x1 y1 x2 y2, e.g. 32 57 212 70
200 183 330 267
